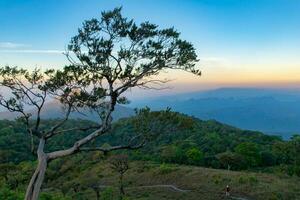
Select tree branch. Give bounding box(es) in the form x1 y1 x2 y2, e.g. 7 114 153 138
79 140 146 153
44 104 73 138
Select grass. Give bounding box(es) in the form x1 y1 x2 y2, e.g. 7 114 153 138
45 160 300 200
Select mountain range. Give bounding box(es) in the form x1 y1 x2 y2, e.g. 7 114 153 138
0 101 134 122
130 87 300 139
1 87 300 139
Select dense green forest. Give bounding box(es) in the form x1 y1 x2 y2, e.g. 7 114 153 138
1 111 300 199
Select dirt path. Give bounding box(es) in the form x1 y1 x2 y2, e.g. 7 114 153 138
96 184 190 192
130 184 190 192
96 184 250 199
230 196 249 200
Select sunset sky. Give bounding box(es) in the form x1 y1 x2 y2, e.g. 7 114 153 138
0 0 300 97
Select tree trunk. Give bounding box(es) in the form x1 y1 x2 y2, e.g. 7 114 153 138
95 189 100 200
25 138 47 200
119 174 124 200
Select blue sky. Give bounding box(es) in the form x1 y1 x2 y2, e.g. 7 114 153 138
0 0 300 96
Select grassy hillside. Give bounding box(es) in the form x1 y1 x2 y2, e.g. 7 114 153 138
49 160 300 200
1 158 299 200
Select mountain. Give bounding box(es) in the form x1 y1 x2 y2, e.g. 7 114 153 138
130 88 300 139
1 111 299 199
0 111 283 166
2 87 300 139
0 101 135 122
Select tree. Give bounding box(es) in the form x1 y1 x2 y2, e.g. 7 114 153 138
0 163 16 183
235 142 261 168
216 151 246 170
0 7 200 200
161 145 185 163
260 151 276 166
109 155 129 200
185 147 204 165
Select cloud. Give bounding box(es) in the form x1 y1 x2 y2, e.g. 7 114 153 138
0 49 64 54
0 42 63 54
0 42 30 49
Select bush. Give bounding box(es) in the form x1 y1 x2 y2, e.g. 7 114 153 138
260 151 276 166
158 163 177 174
216 151 247 170
0 185 23 200
293 165 300 177
235 142 262 167
101 187 115 200
185 148 204 166
160 145 185 164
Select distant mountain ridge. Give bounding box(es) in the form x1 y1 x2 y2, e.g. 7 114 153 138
131 87 300 139
2 88 300 139
0 101 135 122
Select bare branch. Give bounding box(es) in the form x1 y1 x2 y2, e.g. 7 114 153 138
46 125 101 137
79 141 146 153
44 103 73 138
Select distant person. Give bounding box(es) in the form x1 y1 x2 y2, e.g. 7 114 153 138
226 185 230 196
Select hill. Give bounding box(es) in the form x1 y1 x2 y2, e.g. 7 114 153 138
1 159 300 200
1 111 298 172
45 160 300 200
0 111 299 199
131 88 300 139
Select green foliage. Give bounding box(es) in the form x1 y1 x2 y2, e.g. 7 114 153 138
260 151 276 166
185 147 204 165
101 187 115 200
67 7 200 82
158 163 177 174
0 184 23 200
216 151 246 170
40 192 71 200
161 145 185 164
235 142 261 167
1 110 299 174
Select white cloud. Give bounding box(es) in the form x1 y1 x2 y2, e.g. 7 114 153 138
0 49 64 54
0 42 30 49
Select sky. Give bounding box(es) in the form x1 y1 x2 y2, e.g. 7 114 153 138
0 0 300 98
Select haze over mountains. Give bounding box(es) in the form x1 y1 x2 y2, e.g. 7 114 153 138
130 87 300 139
1 87 300 139
0 101 134 122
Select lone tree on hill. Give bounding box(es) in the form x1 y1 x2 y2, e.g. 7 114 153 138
0 7 200 200
110 154 130 200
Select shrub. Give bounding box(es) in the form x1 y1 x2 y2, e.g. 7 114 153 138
101 187 115 200
158 163 177 174
0 185 23 200
185 147 204 166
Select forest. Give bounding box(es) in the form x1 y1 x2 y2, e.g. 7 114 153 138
0 111 300 199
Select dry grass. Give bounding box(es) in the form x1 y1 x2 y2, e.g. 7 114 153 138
49 161 300 200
